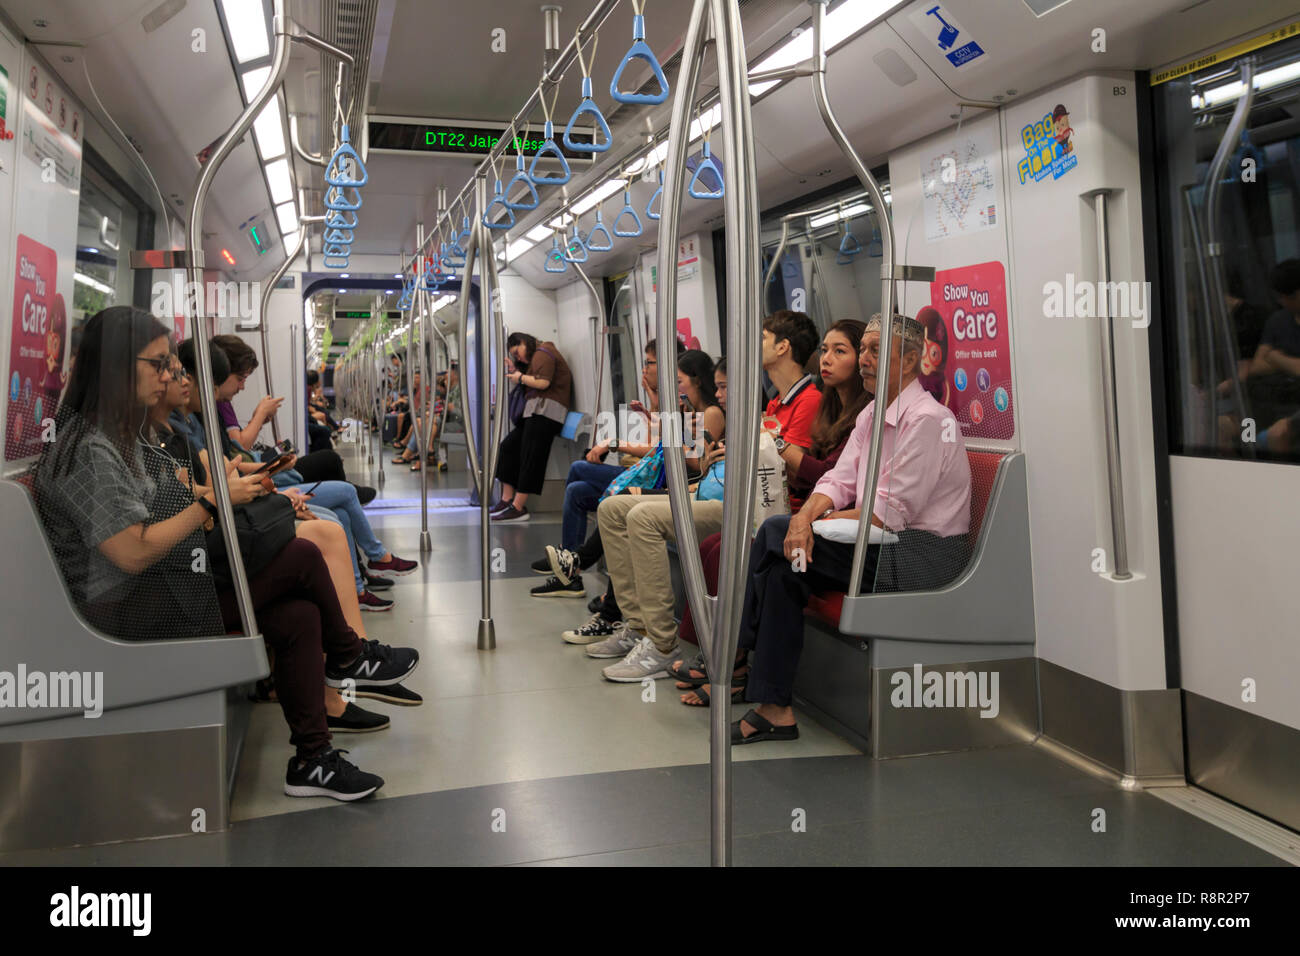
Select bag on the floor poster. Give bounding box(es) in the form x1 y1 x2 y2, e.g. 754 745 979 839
752 430 789 533
602 443 665 498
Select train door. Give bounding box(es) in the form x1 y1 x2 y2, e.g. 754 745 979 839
1147 36 1300 830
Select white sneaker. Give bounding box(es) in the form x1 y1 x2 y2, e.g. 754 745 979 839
585 622 640 659
602 637 680 683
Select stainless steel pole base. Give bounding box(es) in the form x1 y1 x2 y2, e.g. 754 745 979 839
419 530 432 554
376 467 385 487
476 618 496 650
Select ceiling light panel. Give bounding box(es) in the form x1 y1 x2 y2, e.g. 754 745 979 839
221 0 270 63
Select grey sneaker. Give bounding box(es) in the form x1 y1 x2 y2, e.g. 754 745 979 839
602 637 680 683
547 545 581 585
585 622 641 659
563 613 621 645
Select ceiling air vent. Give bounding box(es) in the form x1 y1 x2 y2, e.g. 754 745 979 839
873 49 916 87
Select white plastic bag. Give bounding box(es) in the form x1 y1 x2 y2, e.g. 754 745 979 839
752 430 790 534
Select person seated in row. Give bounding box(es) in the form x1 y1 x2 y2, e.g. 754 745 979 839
305 369 336 452
174 341 416 611
731 313 972 744
492 333 573 522
32 307 418 799
528 337 683 598
576 350 726 681
673 318 871 705
209 334 374 501
155 345 417 727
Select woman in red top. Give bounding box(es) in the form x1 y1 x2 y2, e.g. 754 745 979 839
673 319 871 705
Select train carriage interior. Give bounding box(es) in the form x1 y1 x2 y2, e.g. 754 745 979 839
0 0 1298 875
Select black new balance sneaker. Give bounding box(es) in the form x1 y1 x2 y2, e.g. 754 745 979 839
363 571 394 591
326 703 390 733
530 575 585 598
356 682 424 706
284 748 383 801
325 640 419 688
531 555 553 575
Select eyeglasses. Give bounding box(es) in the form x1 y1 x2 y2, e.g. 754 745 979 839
137 355 175 377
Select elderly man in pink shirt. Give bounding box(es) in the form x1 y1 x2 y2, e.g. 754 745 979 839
732 313 972 745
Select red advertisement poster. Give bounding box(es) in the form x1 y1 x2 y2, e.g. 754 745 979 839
922 260 1014 441
5 235 65 461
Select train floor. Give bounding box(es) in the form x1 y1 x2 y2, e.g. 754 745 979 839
2 437 1289 866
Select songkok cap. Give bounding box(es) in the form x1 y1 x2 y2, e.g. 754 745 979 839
865 313 924 352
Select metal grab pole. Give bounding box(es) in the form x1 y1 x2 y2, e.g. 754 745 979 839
185 0 296 636
1201 57 1256 459
762 219 790 308
289 114 327 167
256 212 325 444
1092 191 1131 580
1182 188 1216 447
572 263 607 430
373 337 387 486
806 0 896 600
415 224 433 554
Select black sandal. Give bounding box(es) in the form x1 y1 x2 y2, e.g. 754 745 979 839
731 708 798 744
669 652 748 688
680 673 747 707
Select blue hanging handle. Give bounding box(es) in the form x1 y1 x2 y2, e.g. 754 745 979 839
610 14 669 105
439 242 460 278
530 120 572 186
688 141 724 200
646 167 664 220
612 187 643 237
586 207 614 251
836 227 862 265
325 124 369 187
544 234 568 274
866 226 882 258
564 224 589 263
326 184 362 211
324 254 350 269
397 277 415 310
483 180 515 229
445 235 467 268
452 216 472 256
326 208 358 229
503 152 540 210
565 77 612 153
324 227 354 246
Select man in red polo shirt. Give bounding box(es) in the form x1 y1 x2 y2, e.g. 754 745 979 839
761 310 822 458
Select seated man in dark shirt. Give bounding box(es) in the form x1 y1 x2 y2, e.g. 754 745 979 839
1244 259 1300 427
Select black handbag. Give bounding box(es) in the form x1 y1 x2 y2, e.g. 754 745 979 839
206 493 297 587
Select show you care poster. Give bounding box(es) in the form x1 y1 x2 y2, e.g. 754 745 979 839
920 261 1014 442
5 235 62 461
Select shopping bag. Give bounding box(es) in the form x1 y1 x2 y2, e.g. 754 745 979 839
752 430 789 533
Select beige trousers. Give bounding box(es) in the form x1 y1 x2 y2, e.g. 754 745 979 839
596 495 725 654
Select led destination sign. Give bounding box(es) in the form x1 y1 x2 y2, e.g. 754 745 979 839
369 118 595 163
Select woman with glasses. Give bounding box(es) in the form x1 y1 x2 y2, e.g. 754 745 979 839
33 308 419 800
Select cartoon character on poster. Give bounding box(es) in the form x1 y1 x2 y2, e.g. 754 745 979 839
1052 104 1073 155
41 294 68 410
915 306 951 406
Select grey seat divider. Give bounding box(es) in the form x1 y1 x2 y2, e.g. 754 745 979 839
0 480 270 728
836 452 1035 657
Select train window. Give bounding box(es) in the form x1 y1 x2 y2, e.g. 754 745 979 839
761 183 889 341
1151 37 1300 464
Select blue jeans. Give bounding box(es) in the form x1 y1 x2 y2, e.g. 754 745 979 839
290 481 386 591
562 461 626 550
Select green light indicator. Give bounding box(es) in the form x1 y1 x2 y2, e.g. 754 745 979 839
250 226 262 247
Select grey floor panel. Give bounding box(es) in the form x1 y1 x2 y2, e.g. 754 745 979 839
1 752 1286 867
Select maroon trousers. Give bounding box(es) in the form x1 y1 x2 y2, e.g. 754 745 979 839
678 532 724 646
219 537 362 758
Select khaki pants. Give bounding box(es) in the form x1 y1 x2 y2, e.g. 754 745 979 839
597 495 724 654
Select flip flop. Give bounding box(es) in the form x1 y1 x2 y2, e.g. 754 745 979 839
731 708 798 744
669 652 748 688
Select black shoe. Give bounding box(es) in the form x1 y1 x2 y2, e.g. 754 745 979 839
530 575 585 598
325 640 419 687
355 682 423 706
327 703 390 733
531 555 553 575
363 571 393 591
588 595 605 614
491 504 529 522
353 484 378 505
284 748 383 801
547 545 581 585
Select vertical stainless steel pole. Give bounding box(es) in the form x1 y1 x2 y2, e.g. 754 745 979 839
807 0 896 599
416 223 433 554
572 263 607 429
763 220 790 307
1181 188 1216 449
1093 191 1131 579
473 174 498 650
